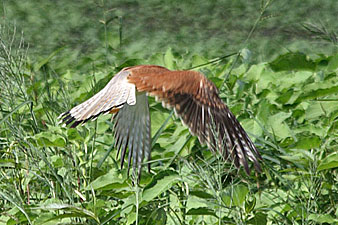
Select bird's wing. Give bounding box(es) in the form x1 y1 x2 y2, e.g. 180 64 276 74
113 92 151 177
59 67 153 177
128 68 262 174
59 65 261 175
59 70 136 128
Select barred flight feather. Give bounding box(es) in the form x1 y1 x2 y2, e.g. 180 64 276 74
59 64 262 177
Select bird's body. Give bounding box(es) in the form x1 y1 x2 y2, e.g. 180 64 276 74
59 65 262 175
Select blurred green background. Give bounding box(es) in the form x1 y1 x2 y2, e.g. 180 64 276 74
2 0 337 62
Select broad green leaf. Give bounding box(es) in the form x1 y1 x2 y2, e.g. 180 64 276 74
241 119 263 139
143 170 179 202
244 63 266 81
295 79 338 103
305 101 338 120
126 212 136 225
318 152 338 171
152 111 174 147
36 132 66 147
327 54 338 71
169 193 180 210
186 207 217 217
33 212 60 225
96 118 110 134
186 195 209 210
279 153 310 169
232 184 249 207
308 214 337 223
293 136 321 149
222 185 250 207
164 132 191 161
267 112 292 139
279 71 312 89
256 99 271 126
191 54 209 67
164 48 175 70
276 89 294 104
247 212 267 225
152 208 167 224
256 69 278 92
51 155 64 168
190 191 214 199
231 64 247 77
293 124 326 137
151 111 171 137
67 129 84 141
36 203 99 222
149 52 166 66
269 52 316 72
209 77 223 88
86 168 125 190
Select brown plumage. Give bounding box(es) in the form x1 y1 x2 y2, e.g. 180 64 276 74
59 65 262 176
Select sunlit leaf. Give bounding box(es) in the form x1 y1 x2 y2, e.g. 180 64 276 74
293 136 321 149
36 132 66 147
305 101 338 120
327 54 338 71
35 203 99 222
318 152 338 171
86 168 126 190
267 112 292 139
164 48 175 70
308 213 337 223
142 170 179 202
186 195 209 210
232 184 249 207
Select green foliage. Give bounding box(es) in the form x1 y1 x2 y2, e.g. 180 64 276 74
1 1 338 224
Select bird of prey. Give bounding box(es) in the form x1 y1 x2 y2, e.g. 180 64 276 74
59 65 262 176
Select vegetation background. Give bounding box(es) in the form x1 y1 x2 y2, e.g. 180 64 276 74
0 0 337 224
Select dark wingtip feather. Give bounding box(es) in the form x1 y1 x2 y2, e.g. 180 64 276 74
58 111 69 120
70 120 82 128
61 113 71 122
65 117 76 126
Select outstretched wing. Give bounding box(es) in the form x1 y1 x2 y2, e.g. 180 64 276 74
127 67 262 174
113 92 151 177
59 65 262 176
59 70 136 128
59 68 152 177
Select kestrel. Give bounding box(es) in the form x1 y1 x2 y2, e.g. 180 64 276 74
59 65 262 176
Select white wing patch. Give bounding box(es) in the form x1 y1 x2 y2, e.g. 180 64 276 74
59 70 136 127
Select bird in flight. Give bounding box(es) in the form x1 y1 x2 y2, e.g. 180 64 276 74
59 65 262 176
